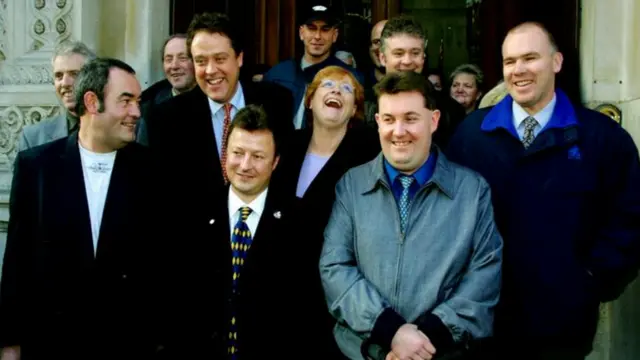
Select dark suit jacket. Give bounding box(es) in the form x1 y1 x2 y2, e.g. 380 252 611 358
272 125 381 358
161 185 298 359
136 79 174 146
0 133 163 360
144 81 294 215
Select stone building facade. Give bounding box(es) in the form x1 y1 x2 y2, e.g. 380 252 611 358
0 0 638 358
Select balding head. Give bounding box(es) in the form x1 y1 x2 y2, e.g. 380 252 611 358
504 22 558 54
502 21 563 115
370 20 388 67
372 20 388 40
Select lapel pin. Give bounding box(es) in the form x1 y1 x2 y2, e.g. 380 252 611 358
209 219 215 225
273 211 281 219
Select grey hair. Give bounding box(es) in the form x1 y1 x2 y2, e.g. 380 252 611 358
450 63 484 89
52 40 96 64
380 15 426 53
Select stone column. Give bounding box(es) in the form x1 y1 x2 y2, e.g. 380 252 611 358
98 0 169 88
581 0 640 359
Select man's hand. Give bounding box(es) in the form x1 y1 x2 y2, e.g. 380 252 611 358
0 346 21 360
385 351 400 360
390 324 436 360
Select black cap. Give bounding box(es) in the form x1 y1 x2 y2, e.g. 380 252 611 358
301 4 338 27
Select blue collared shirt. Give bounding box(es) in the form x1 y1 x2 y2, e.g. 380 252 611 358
384 150 438 204
512 93 556 140
208 83 246 159
480 89 578 142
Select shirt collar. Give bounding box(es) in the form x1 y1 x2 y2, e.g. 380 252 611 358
512 92 556 130
66 112 79 133
228 185 268 219
481 89 579 137
384 150 438 187
208 82 246 116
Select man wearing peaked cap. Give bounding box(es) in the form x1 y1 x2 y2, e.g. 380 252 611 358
263 3 364 130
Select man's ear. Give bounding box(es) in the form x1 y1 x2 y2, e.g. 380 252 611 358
83 91 100 114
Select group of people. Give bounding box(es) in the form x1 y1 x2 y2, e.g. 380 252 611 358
1 4 640 360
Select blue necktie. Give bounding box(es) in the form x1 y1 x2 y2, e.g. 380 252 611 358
398 175 414 234
229 206 253 359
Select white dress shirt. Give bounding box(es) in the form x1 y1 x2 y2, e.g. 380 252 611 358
512 93 557 140
228 186 268 239
208 83 246 158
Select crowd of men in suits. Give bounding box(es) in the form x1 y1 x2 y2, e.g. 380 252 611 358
1 4 640 360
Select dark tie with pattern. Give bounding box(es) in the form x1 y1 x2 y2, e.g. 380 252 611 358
522 116 538 148
398 175 415 234
228 206 253 359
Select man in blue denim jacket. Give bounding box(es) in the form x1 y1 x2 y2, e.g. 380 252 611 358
319 71 503 360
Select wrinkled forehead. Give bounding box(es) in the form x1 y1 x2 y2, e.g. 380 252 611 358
229 128 275 152
52 53 87 72
371 20 387 39
502 27 553 58
304 20 333 29
164 37 188 56
105 68 142 97
384 34 424 51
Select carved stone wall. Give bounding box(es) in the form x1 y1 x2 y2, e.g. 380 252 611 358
0 0 170 271
0 0 71 262
0 0 73 85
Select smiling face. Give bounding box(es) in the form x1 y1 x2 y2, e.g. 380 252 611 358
370 20 387 68
191 31 243 103
163 37 195 93
380 33 425 74
375 91 439 174
82 68 142 151
226 128 279 203
450 72 481 113
502 24 563 114
309 75 357 130
299 20 338 62
53 53 88 114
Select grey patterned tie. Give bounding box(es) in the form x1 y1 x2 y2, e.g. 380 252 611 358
521 116 538 148
398 175 414 234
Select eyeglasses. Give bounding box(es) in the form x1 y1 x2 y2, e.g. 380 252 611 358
320 79 354 94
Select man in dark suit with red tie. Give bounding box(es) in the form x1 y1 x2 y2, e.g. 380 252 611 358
145 12 293 195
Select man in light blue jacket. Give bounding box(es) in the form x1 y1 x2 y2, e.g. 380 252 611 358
320 71 503 360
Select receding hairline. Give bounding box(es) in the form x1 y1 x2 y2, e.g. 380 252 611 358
372 19 387 33
504 22 558 52
163 35 187 52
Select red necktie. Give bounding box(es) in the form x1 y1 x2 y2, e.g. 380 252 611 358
221 103 232 183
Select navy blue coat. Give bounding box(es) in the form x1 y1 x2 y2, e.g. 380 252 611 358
446 89 640 354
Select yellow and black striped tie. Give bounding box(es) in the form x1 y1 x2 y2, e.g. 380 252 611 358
228 206 252 359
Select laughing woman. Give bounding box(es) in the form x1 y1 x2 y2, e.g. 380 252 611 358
274 65 380 358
